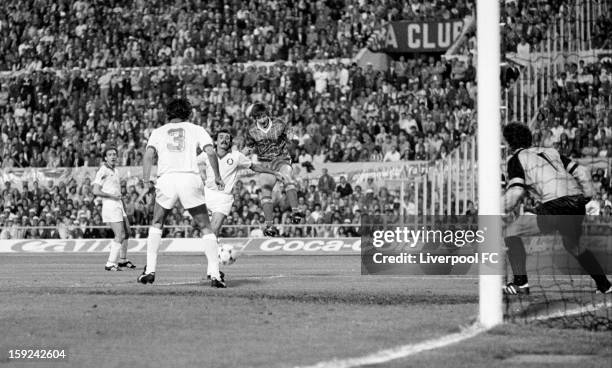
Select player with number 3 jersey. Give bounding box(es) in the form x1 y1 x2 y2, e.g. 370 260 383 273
138 98 227 288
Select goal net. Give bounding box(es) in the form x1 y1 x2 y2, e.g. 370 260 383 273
386 136 612 331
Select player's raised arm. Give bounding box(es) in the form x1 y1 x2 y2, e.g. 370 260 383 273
560 155 596 200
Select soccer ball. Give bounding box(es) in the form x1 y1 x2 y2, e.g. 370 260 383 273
218 243 237 265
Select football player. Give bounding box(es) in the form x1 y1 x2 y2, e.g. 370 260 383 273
243 102 303 236
503 123 611 294
92 146 136 271
138 98 226 287
198 129 286 278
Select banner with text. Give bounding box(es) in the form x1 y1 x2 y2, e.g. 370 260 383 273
0 237 362 255
368 17 469 53
0 161 430 191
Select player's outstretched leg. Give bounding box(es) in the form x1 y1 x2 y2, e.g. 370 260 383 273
259 179 279 237
572 248 612 294
118 217 136 269
504 236 530 295
189 203 226 288
278 163 303 224
558 215 612 293
138 203 169 284
105 221 125 272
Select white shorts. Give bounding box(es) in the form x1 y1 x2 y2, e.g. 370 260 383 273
102 200 127 223
156 172 206 210
204 187 234 216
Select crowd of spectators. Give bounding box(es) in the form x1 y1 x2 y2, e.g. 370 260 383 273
0 55 477 170
531 60 612 158
592 7 612 49
0 171 405 239
13 0 604 71
502 0 566 54
4 0 603 171
0 0 477 72
0 0 605 69
3 0 610 239
0 0 354 71
0 0 481 239
503 0 611 56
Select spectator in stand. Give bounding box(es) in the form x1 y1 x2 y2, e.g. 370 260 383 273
318 168 336 195
336 176 353 198
383 146 401 162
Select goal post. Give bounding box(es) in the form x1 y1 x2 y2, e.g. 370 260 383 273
477 0 503 327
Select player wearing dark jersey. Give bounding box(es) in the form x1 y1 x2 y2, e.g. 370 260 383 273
503 123 611 294
243 102 303 236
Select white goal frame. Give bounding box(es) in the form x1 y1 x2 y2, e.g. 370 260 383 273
477 0 503 327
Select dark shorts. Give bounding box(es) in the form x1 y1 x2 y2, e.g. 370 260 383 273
536 195 587 238
505 195 588 255
259 157 292 171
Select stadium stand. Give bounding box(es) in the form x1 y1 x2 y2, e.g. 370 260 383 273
0 0 607 240
0 175 387 239
0 0 482 71
0 0 484 240
502 0 611 54
0 57 476 169
530 60 611 157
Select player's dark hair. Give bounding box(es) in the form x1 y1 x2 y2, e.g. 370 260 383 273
215 129 233 144
503 123 533 151
166 98 192 121
103 146 118 158
250 102 268 118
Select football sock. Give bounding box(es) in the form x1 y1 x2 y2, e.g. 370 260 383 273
203 233 220 279
261 196 274 225
505 236 528 286
575 250 612 292
119 239 128 261
286 184 298 209
106 240 121 266
146 227 163 274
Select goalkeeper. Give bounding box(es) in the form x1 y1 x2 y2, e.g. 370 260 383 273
502 123 611 295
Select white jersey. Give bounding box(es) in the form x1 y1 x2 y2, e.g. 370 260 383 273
198 150 252 195
93 164 121 204
147 121 213 177
93 164 125 218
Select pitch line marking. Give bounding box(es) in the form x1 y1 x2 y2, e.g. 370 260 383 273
526 299 612 322
297 323 488 368
154 275 289 286
298 296 611 368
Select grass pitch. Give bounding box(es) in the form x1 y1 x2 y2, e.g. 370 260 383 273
0 253 610 368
